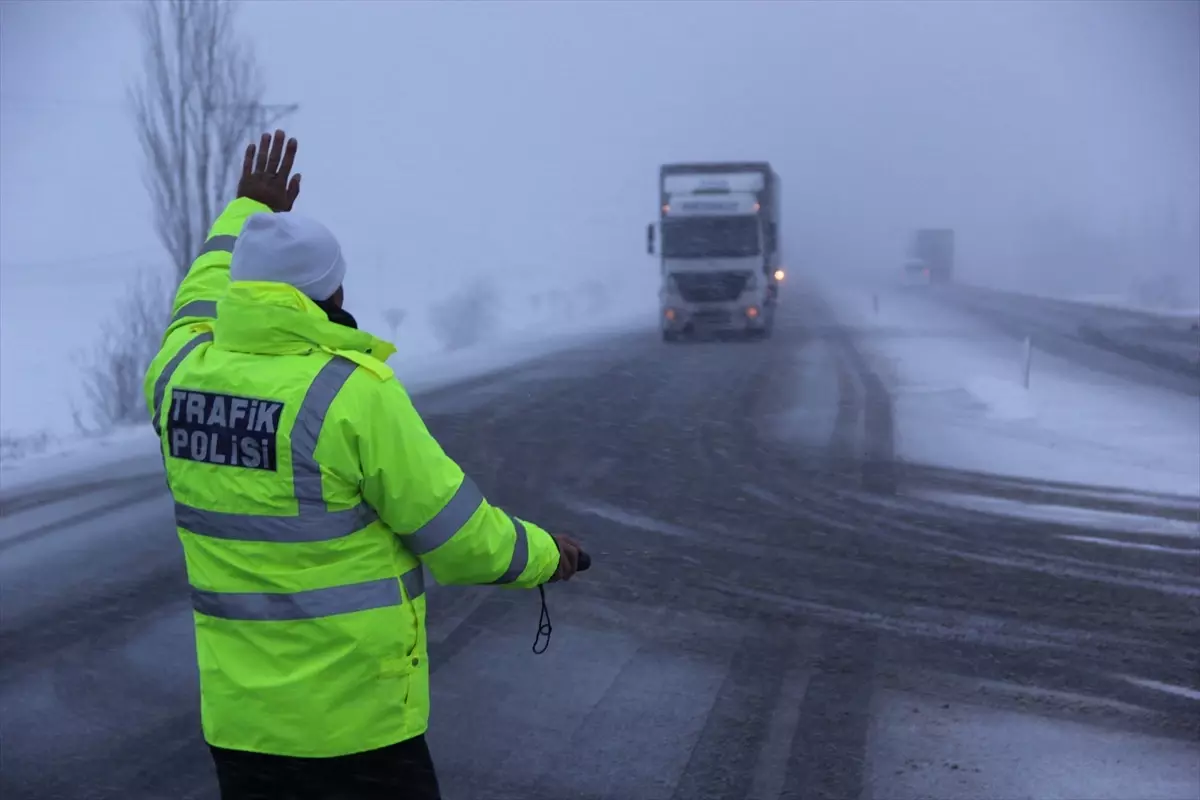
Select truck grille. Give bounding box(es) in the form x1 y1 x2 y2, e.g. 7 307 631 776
692 309 732 327
674 272 750 303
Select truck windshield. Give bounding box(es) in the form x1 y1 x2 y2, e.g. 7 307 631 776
662 215 760 259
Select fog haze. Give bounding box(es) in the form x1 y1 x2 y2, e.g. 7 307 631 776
2 0 1197 435
2 6 1200 797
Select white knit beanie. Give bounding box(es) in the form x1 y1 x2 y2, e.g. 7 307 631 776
229 212 347 302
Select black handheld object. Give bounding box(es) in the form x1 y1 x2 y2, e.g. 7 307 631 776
532 549 592 655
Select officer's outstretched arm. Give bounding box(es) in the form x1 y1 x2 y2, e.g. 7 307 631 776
358 378 561 589
163 197 273 337
143 198 274 432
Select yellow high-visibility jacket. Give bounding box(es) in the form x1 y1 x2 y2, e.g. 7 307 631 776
143 197 561 757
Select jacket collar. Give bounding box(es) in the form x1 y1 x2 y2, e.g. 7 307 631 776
213 281 396 362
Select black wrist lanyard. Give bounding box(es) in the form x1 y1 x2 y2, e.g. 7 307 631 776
532 585 553 654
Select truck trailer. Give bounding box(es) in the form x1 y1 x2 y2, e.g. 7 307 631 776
647 162 783 341
904 228 955 285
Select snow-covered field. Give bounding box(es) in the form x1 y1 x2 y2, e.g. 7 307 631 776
0 273 657 491
813 277 1200 552
818 279 1200 498
1068 292 1200 322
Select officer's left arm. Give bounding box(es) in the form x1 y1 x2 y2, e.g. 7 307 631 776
350 376 561 589
163 197 273 336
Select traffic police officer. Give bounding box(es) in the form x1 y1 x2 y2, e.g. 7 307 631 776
144 130 584 799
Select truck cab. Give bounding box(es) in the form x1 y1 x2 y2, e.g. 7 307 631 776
649 164 781 341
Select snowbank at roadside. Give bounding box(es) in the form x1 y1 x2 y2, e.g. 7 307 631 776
813 278 1200 499
1067 292 1200 323
0 425 163 495
867 684 1200 800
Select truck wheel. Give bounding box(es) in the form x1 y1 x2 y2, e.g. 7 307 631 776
662 330 678 343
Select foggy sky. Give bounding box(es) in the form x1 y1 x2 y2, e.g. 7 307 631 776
4 0 1197 287
1 0 1197 419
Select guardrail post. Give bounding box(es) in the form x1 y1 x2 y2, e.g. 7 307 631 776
1023 336 1033 389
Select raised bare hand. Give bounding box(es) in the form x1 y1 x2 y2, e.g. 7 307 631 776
236 129 301 212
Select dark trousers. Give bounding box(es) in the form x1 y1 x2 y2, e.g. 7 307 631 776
209 735 442 800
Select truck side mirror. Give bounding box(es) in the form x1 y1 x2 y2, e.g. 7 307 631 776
646 223 655 255
766 222 777 253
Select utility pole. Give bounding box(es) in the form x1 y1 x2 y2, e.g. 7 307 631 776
214 101 299 134
253 101 300 133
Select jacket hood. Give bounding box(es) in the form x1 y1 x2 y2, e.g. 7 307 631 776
213 281 396 362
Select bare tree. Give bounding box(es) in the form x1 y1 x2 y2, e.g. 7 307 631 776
129 0 294 281
430 280 500 352
73 267 173 431
77 0 293 431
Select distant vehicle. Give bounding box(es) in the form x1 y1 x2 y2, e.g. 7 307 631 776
647 162 782 341
901 259 932 287
905 228 955 284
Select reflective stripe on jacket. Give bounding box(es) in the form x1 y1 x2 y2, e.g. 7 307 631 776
143 198 561 757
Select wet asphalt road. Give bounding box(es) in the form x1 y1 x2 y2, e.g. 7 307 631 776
2 287 1198 799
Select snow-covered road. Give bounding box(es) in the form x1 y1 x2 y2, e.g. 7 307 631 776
1 286 1197 799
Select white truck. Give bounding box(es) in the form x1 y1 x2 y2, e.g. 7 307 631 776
647 162 783 341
